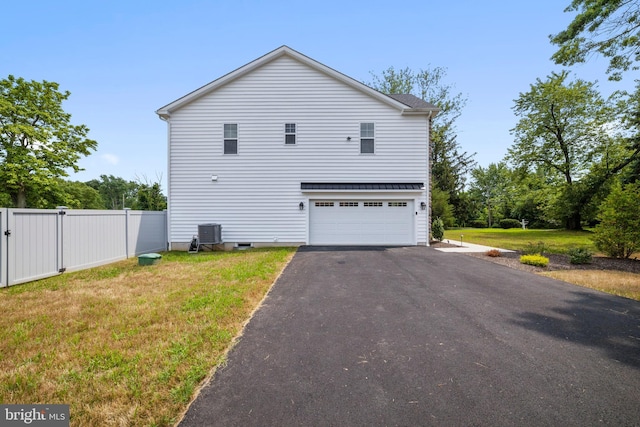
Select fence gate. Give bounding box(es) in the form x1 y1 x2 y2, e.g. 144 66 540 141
6 209 62 286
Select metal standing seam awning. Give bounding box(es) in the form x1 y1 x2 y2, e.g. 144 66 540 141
301 183 425 191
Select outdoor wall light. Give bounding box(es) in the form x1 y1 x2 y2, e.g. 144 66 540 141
346 136 351 141
420 201 427 210
299 201 305 210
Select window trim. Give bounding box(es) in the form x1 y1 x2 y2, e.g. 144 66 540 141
285 123 296 145
360 122 375 154
224 123 238 155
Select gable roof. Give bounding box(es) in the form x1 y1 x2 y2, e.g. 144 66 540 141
156 46 439 119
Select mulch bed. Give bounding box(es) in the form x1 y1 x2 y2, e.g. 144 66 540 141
430 241 640 275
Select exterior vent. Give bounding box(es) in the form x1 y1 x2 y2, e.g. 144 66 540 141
198 224 222 245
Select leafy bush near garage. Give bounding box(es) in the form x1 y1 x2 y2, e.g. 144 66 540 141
520 254 549 267
500 219 522 229
431 217 445 241
568 247 592 264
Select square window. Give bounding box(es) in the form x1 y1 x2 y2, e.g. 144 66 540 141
224 139 237 154
224 123 237 139
360 122 374 138
361 139 374 154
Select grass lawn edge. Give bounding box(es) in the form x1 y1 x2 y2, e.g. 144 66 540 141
173 248 298 425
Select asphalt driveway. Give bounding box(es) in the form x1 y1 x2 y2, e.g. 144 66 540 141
179 246 640 426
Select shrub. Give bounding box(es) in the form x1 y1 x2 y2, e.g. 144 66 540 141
485 249 501 257
431 217 445 242
469 219 487 228
500 218 521 229
520 254 549 267
592 182 640 259
523 241 546 255
568 247 592 264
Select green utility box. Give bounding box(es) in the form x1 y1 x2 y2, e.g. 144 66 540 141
138 253 162 266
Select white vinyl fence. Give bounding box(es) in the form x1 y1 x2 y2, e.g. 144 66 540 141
0 208 167 287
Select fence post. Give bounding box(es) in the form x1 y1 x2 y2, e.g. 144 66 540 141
56 206 67 273
124 208 131 258
163 209 168 251
0 208 7 288
6 209 15 286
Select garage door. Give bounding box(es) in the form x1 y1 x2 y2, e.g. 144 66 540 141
309 200 414 245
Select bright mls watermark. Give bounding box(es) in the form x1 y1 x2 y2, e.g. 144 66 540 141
0 405 69 427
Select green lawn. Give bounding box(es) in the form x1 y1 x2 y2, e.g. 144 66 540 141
0 248 296 427
443 228 596 254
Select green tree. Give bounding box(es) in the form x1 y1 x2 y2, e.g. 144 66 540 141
620 81 640 183
58 180 104 209
592 181 640 258
86 174 137 209
551 0 640 81
132 175 167 211
431 187 455 228
509 167 558 228
551 2 640 183
0 190 10 207
0 75 97 207
508 71 636 229
468 162 513 227
367 66 476 220
451 191 481 228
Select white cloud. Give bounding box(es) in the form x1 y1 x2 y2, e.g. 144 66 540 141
101 153 120 165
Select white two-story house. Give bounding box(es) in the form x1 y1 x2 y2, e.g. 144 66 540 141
156 46 438 249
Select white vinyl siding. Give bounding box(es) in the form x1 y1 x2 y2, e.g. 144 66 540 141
166 55 429 245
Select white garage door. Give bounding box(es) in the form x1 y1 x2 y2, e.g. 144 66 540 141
309 200 414 245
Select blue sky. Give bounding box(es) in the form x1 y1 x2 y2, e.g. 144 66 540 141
1 1 631 190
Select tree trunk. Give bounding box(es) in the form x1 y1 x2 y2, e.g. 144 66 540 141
16 189 27 208
11 188 27 208
565 211 582 230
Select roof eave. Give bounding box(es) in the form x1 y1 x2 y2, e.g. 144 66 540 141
401 108 440 117
157 110 171 120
